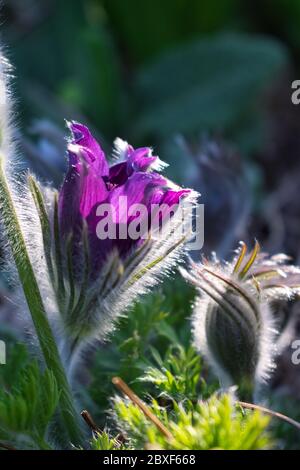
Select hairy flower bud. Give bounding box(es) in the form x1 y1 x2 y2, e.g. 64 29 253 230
29 122 197 367
181 242 300 400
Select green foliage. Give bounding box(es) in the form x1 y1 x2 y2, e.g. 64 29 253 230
90 431 129 450
89 280 272 451
252 0 300 50
88 277 195 420
0 343 29 391
9 0 121 137
133 33 288 153
0 344 60 449
114 394 271 450
139 345 213 403
101 0 240 62
108 324 271 450
6 2 291 158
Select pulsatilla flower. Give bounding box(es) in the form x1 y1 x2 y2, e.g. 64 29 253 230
181 241 300 401
29 122 195 360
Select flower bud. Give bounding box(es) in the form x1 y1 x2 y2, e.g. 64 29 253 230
29 122 197 367
181 242 300 400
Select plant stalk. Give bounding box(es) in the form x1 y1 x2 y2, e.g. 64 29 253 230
0 161 83 446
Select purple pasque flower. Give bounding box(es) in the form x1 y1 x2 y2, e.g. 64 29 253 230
50 122 195 348
59 122 190 276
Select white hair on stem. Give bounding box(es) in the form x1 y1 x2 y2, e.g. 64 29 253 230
0 51 59 346
0 52 15 172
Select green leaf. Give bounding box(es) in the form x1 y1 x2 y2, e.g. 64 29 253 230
28 175 54 284
139 345 207 402
134 33 288 150
0 357 60 449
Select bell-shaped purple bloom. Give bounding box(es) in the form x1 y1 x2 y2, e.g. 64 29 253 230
28 120 198 351
58 122 190 277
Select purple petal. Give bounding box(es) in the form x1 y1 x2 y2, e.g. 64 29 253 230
58 163 108 237
107 172 167 224
147 187 191 228
108 162 128 186
86 172 167 271
68 121 109 177
160 188 191 205
108 145 159 186
127 147 157 173
59 123 109 236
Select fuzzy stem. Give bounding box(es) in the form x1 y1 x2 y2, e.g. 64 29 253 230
237 377 255 403
0 160 83 446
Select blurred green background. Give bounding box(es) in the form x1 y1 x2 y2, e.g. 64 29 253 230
3 0 300 157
